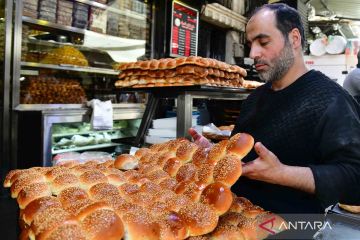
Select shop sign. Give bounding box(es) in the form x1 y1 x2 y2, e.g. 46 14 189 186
170 1 199 57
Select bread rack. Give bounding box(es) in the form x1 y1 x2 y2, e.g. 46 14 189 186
119 85 252 146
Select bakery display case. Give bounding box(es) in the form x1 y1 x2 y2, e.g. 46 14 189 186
13 0 152 106
10 0 152 166
16 103 144 167
51 118 141 155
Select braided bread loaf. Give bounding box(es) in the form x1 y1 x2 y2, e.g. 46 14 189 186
5 133 284 240
115 56 247 89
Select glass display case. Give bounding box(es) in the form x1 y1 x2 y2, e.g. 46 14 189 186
14 0 152 105
51 118 141 155
1 0 13 177
15 103 145 167
11 0 152 166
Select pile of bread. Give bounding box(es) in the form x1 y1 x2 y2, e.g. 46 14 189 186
115 56 247 88
4 133 284 240
21 76 87 104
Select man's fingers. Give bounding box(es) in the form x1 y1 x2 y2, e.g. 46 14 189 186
254 142 270 158
242 160 256 176
188 128 213 148
188 128 200 141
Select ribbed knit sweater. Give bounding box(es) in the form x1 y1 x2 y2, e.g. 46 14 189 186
232 70 360 214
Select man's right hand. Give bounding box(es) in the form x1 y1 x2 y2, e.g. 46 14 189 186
188 128 213 149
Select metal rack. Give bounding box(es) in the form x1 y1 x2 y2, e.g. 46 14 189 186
74 0 146 21
119 85 251 146
21 62 119 75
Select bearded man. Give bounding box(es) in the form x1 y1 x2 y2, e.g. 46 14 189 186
191 3 360 215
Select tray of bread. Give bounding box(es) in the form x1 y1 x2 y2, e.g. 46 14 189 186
4 133 286 239
115 56 252 89
202 124 235 141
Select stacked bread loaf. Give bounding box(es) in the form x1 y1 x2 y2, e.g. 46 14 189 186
4 133 284 239
115 56 247 88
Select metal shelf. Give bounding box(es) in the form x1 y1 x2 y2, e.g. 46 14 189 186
75 0 146 21
22 16 86 35
21 62 119 75
52 142 121 154
24 39 108 54
52 128 126 138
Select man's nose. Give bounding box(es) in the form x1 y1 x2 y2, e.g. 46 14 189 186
249 45 261 60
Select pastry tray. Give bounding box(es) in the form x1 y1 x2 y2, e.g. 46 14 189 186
118 85 252 95
327 203 360 223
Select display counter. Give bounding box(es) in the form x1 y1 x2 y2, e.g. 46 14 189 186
15 103 145 167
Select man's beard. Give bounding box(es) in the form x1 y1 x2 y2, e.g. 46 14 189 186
256 41 295 83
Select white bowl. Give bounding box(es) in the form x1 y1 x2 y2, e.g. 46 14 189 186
325 35 347 54
310 38 327 56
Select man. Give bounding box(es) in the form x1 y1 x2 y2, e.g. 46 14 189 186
190 3 360 214
343 51 360 103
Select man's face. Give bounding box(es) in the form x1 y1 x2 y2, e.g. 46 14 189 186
246 10 295 83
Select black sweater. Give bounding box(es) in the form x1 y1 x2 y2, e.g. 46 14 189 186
232 70 360 214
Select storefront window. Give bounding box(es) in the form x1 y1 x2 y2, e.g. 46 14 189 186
19 0 152 104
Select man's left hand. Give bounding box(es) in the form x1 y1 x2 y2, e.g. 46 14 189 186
242 142 285 184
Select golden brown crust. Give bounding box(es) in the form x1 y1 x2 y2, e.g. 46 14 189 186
116 57 247 89
159 178 178 191
57 187 89 207
81 208 124 240
63 198 94 216
156 152 175 168
88 182 120 201
176 163 198 183
135 147 152 159
163 157 183 177
144 169 170 184
51 173 79 195
164 195 193 212
210 224 245 240
37 220 87 240
176 142 198 163
139 181 162 195
118 183 140 198
192 148 210 168
45 167 72 181
226 133 254 159
157 211 189 240
23 196 62 225
178 202 218 236
122 208 160 240
114 154 138 170
79 170 108 190
207 140 229 165
17 182 52 209
197 163 215 185
338 203 360 213
4 169 23 187
200 182 233 216
30 207 71 238
181 181 207 202
213 155 242 187
11 173 46 198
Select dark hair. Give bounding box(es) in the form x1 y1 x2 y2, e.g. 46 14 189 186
252 3 305 49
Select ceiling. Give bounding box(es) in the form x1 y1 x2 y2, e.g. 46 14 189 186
307 0 360 39
309 0 360 20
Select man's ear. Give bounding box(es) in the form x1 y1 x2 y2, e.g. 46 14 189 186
289 28 302 49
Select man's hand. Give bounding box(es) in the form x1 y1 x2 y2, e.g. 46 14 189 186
242 142 284 184
242 142 315 194
188 128 213 149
